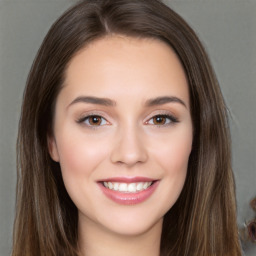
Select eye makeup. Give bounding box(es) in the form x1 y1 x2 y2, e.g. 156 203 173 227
75 110 180 130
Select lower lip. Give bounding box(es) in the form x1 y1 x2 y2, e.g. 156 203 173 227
99 181 159 205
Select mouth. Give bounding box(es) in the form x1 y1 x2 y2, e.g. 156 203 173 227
98 177 159 205
102 181 153 193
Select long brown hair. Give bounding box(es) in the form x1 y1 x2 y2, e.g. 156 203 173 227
13 0 242 255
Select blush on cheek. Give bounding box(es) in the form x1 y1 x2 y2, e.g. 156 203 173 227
57 134 110 178
156 139 191 173
172 146 191 172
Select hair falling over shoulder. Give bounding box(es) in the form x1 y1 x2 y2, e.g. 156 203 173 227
12 0 242 255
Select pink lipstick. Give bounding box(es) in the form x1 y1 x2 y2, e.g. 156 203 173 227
98 177 159 205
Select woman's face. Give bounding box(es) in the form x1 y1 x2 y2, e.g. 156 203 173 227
49 36 193 236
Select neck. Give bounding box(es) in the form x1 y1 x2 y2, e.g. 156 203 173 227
78 215 162 256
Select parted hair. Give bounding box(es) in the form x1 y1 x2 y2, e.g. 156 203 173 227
12 0 242 255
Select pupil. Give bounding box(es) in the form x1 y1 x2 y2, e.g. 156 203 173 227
154 116 165 124
90 116 101 125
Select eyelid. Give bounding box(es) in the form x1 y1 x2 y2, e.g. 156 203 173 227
76 111 111 127
144 111 179 126
75 110 179 128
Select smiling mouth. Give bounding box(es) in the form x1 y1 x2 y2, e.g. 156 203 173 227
102 181 153 193
98 178 159 205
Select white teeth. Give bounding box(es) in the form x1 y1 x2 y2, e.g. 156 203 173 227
143 182 149 189
128 183 137 192
113 183 119 191
119 183 127 191
108 182 113 189
136 182 143 191
103 181 153 193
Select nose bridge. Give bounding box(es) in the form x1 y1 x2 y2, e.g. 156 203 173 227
110 121 148 166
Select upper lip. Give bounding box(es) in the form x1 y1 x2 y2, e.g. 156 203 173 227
98 176 156 183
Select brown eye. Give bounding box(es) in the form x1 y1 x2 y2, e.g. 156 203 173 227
147 114 179 126
77 114 108 127
88 116 103 126
152 116 167 125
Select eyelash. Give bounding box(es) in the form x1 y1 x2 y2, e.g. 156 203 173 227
76 113 179 128
146 114 179 126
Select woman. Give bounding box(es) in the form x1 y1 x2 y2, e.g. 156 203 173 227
12 0 242 255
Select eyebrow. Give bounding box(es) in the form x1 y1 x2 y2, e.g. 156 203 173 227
145 96 187 108
68 95 186 108
68 96 116 107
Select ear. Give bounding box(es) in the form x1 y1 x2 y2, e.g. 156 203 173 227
47 135 60 162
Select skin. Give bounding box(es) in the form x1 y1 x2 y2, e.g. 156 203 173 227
48 36 193 256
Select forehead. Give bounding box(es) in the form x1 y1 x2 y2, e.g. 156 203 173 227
61 35 189 106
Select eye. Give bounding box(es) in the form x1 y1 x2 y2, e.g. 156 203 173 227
146 114 178 126
78 115 108 126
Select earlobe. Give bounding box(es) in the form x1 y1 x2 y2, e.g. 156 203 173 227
47 135 60 162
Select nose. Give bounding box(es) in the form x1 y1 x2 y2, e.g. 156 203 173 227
110 125 148 167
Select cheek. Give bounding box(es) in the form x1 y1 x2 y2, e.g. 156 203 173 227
151 127 192 176
55 131 112 210
153 131 192 211
55 131 109 181
168 141 191 172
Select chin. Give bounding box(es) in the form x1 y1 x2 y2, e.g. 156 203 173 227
104 216 163 237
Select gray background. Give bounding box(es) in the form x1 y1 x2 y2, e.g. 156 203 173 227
0 0 255 255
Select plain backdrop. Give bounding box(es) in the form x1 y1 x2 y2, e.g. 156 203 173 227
0 0 255 255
